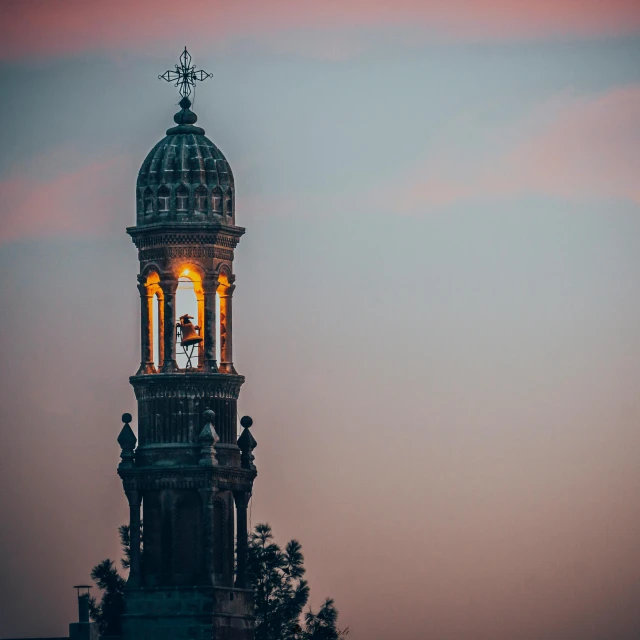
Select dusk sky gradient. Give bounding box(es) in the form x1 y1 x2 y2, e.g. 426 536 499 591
1 2 640 639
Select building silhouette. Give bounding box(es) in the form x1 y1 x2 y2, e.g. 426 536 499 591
115 54 257 639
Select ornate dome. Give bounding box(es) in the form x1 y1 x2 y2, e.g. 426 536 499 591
135 97 235 228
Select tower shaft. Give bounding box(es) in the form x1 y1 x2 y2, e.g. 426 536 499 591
117 71 257 640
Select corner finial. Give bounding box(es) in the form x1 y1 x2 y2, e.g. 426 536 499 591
199 410 219 467
238 416 257 471
117 413 137 469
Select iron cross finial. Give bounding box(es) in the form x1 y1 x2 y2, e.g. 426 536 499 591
159 47 213 99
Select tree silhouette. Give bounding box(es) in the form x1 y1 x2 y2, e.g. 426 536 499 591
247 523 348 640
89 522 348 638
88 525 131 635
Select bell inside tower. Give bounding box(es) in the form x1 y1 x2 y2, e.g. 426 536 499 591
176 269 201 369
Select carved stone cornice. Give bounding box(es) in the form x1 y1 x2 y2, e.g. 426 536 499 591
118 464 256 493
138 245 234 263
130 372 245 399
127 226 245 249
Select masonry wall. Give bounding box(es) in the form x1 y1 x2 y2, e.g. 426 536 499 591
122 586 254 640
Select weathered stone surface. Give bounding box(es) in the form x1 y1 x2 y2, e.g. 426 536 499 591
135 98 236 230
122 587 254 640
119 58 257 640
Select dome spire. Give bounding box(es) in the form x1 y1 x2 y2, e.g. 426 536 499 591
159 48 212 136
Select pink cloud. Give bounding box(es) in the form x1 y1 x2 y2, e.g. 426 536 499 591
0 153 133 243
399 85 640 211
1 0 640 60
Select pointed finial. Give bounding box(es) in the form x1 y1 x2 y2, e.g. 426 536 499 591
118 413 137 469
160 48 210 135
238 416 257 471
199 409 219 467
159 47 213 100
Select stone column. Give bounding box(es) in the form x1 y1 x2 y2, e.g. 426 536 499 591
136 276 155 374
234 491 251 588
203 276 219 372
157 290 165 368
218 277 236 374
199 487 217 585
159 278 179 372
126 490 142 588
197 288 205 368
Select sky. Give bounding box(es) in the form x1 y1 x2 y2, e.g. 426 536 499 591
0 1 639 638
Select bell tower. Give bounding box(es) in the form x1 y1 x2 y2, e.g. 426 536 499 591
117 49 257 640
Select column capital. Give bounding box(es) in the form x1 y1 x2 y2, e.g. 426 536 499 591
125 490 142 507
159 277 179 295
137 275 152 297
233 490 252 509
219 284 236 297
218 274 236 295
202 276 219 295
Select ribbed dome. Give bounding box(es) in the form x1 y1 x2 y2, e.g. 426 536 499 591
135 98 235 228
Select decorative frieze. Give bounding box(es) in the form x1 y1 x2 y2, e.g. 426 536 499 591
139 245 234 262
131 231 242 249
119 465 256 493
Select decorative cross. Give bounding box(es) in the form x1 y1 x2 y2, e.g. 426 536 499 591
159 47 213 99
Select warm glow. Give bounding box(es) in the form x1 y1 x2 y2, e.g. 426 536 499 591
182 269 189 276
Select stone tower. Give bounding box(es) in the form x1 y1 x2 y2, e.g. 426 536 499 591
117 52 257 640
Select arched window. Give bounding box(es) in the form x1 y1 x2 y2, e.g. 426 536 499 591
152 290 162 369
211 187 222 214
176 273 200 369
176 185 189 212
158 186 170 213
144 188 153 215
144 272 163 373
195 186 207 214
224 191 233 217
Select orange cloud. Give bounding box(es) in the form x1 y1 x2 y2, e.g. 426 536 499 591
1 0 639 60
0 154 133 243
399 85 640 211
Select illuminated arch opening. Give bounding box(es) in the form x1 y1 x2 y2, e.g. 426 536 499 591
176 267 204 370
217 271 233 370
216 291 222 365
152 291 162 368
145 271 163 372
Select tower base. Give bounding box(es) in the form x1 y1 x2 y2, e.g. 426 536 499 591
122 586 255 640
